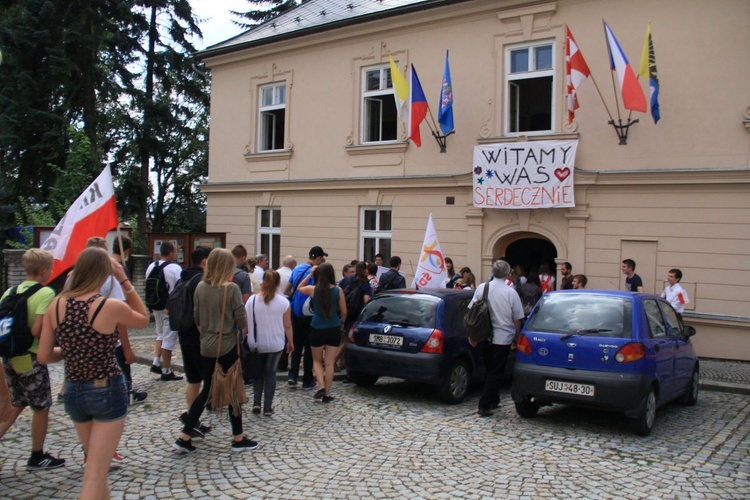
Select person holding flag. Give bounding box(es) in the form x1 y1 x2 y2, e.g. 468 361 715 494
661 269 689 321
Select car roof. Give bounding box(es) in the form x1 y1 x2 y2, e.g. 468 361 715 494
378 288 475 305
545 289 663 301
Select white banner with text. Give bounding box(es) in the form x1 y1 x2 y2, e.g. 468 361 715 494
472 140 578 209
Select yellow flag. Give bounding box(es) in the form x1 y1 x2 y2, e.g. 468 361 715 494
638 21 652 79
388 54 410 120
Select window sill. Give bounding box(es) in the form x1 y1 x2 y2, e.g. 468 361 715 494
345 142 408 156
244 150 293 162
477 132 579 144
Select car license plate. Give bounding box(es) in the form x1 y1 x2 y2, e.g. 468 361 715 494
369 334 403 346
545 379 595 397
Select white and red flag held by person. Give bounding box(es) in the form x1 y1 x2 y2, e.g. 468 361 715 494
566 26 591 124
412 214 447 290
41 165 119 281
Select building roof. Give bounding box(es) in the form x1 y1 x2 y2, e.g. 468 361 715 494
197 0 468 59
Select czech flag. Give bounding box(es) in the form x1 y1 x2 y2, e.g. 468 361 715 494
41 166 119 281
604 21 647 113
409 64 428 147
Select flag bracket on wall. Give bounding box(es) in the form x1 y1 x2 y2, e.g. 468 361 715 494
608 117 639 145
431 130 454 153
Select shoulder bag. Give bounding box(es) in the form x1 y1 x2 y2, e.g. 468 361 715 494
209 285 248 416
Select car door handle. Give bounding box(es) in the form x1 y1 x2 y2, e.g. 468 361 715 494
654 344 660 352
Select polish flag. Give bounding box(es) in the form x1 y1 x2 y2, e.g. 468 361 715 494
604 21 647 113
566 27 591 124
41 166 119 281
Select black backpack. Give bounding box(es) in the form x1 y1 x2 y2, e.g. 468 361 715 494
374 271 395 295
344 280 365 324
167 273 202 332
463 281 493 343
0 283 44 358
145 261 176 311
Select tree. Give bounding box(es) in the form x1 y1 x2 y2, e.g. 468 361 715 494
231 0 301 28
0 1 211 250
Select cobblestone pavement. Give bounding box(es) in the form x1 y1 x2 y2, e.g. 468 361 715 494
1 332 749 499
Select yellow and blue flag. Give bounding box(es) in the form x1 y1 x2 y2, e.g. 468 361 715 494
638 21 660 124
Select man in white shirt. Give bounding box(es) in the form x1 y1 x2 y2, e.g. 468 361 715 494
468 260 525 417
277 256 296 297
145 242 183 381
661 268 689 319
254 254 269 282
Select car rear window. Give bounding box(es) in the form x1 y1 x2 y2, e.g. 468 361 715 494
359 294 439 328
526 294 633 338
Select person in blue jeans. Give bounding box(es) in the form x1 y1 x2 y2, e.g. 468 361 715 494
284 246 328 388
39 247 149 498
245 270 294 415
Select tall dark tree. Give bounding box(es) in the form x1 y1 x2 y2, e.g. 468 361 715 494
0 0 210 250
231 0 300 28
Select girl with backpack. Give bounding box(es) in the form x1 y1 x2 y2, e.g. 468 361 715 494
296 263 347 403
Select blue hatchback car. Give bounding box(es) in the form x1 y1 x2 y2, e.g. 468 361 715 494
344 289 509 404
511 290 699 436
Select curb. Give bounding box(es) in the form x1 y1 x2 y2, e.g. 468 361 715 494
700 380 750 396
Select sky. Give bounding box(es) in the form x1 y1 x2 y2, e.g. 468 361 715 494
190 0 249 50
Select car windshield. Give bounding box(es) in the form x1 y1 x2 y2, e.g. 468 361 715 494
526 294 632 338
359 294 439 328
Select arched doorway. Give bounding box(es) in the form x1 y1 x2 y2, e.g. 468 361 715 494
498 234 558 279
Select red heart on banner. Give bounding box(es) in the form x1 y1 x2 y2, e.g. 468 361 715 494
554 167 570 182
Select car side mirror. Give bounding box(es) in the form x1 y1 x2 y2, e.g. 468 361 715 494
683 325 696 338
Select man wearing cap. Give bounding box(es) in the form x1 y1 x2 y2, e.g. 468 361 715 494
284 246 327 388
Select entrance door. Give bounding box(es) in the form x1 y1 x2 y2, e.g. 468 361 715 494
504 237 557 282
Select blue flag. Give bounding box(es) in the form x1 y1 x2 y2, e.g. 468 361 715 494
438 50 454 135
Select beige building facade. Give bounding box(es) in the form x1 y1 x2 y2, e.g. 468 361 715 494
198 0 750 360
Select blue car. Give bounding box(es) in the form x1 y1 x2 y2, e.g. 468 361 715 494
511 290 699 436
345 289 508 403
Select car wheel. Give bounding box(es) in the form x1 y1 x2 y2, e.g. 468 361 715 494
514 398 540 418
437 360 470 404
683 367 699 406
633 387 657 436
348 371 379 387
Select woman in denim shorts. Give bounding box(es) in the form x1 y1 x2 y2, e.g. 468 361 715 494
39 247 149 499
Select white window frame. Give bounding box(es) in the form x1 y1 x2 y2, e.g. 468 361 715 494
360 207 392 262
361 65 398 144
257 207 281 269
258 83 286 151
504 40 555 135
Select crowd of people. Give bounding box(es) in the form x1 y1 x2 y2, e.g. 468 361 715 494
0 239 690 496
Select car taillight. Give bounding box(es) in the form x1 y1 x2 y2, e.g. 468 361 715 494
420 329 444 354
516 334 532 355
347 323 358 343
615 342 645 363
